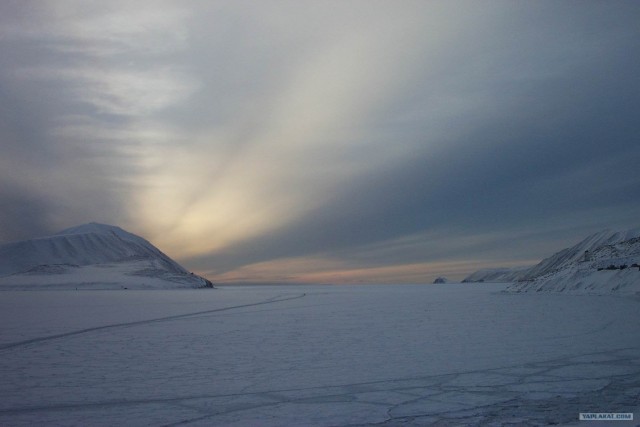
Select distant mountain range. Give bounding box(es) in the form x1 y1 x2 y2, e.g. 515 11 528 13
3 222 638 294
464 228 640 295
462 266 531 284
0 223 213 289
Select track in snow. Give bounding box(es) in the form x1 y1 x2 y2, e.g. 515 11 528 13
0 293 306 351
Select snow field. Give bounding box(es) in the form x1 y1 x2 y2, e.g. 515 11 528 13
0 284 638 426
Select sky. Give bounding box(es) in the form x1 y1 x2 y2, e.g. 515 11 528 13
1 1 639 284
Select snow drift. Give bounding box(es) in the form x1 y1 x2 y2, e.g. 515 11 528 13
0 223 213 289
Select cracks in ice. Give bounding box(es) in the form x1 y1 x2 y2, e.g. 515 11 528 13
1 347 638 426
0 293 307 352
540 319 618 341
1 288 638 427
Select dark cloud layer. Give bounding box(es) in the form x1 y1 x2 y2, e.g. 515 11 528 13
1 1 639 282
187 3 640 275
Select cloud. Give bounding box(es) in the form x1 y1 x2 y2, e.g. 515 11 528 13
0 187 51 242
1 1 639 283
180 1 640 277
0 0 193 234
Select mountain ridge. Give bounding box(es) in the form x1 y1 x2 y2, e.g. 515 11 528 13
464 227 640 295
0 223 212 289
520 228 640 281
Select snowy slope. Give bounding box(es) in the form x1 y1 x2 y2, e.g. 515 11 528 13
0 223 213 289
520 228 640 281
463 228 640 295
462 266 531 283
507 231 640 295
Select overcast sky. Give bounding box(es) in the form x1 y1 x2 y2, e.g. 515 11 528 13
1 1 639 283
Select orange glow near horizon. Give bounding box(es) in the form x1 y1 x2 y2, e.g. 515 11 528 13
203 256 539 285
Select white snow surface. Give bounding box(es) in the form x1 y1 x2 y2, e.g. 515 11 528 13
0 284 638 426
0 223 211 289
0 260 210 290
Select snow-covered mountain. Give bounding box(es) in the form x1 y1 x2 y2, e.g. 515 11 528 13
0 223 213 289
463 228 640 295
462 266 531 283
519 228 640 282
507 233 640 295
